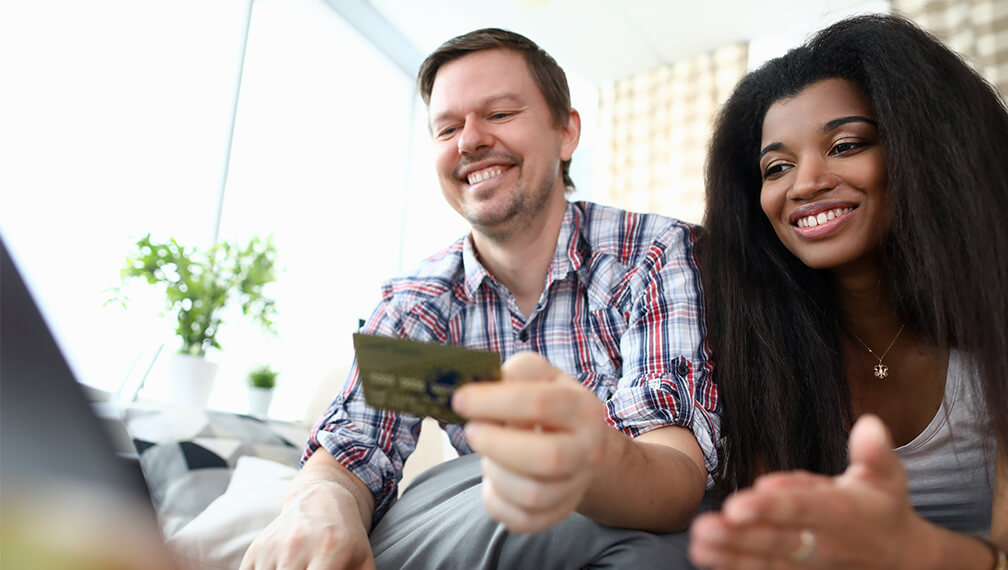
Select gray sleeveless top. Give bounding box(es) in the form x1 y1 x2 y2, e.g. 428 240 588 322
897 349 995 536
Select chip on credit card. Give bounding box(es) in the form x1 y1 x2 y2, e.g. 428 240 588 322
352 333 501 424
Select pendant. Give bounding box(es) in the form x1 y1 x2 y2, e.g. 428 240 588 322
873 363 888 379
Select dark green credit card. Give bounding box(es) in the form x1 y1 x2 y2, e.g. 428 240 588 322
352 333 501 424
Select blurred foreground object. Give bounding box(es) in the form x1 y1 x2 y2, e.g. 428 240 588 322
1 234 185 569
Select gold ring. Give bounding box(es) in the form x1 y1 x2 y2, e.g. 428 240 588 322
790 528 817 563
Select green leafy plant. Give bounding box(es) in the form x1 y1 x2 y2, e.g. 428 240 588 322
115 234 278 357
247 364 279 389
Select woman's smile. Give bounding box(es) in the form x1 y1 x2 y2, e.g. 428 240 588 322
758 78 888 271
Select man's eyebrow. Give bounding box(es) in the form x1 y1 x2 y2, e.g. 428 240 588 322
821 115 877 133
481 93 523 106
430 93 524 125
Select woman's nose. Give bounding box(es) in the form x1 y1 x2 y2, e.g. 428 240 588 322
788 156 838 200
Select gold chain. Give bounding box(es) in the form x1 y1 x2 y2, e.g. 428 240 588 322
850 324 905 380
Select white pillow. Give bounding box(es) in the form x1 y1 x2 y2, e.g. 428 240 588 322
125 406 309 534
167 455 297 570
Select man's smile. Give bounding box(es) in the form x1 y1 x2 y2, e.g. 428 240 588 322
466 165 507 185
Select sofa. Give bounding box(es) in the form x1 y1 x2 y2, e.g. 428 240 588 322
104 367 449 569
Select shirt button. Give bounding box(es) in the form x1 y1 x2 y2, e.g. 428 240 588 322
518 330 529 342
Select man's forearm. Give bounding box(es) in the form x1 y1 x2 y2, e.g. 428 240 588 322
578 425 707 533
288 448 376 531
241 447 378 569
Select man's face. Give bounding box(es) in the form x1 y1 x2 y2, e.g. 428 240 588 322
427 49 578 240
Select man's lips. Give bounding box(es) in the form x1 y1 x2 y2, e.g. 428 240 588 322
454 151 519 185
463 165 510 185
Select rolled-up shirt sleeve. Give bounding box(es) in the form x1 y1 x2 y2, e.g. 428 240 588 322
302 302 423 526
603 223 721 486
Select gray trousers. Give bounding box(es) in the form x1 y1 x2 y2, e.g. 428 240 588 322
370 454 698 570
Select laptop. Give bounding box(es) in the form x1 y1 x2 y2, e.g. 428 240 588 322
1 234 183 569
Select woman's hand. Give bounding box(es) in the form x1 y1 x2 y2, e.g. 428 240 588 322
689 415 938 569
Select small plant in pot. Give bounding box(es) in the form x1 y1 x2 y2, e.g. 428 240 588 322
113 234 279 407
247 364 278 390
246 364 279 417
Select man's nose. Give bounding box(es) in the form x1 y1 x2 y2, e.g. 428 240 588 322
788 156 838 200
458 118 492 156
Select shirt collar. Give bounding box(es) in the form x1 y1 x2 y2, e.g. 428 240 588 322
460 201 589 301
547 201 589 283
461 234 491 300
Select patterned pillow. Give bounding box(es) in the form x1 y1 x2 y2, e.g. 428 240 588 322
124 405 309 536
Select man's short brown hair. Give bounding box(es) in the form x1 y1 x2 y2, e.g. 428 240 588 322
417 28 575 191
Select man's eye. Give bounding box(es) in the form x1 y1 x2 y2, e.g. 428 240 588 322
437 127 459 138
490 112 511 120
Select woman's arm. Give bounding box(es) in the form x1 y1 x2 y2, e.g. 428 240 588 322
992 449 1007 550
689 416 1001 569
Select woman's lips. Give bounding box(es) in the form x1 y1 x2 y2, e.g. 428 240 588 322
792 206 856 238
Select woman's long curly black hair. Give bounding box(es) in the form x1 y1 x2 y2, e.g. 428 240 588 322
700 14 1008 497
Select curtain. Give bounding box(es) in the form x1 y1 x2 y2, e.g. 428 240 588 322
894 0 1008 102
594 43 748 224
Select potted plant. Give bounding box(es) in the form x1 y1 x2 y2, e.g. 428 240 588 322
114 234 278 407
246 364 279 417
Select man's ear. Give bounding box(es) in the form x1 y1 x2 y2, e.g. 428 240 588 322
560 109 581 161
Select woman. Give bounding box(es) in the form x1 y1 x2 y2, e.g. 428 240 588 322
691 14 1007 569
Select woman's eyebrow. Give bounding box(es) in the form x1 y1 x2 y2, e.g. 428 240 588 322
821 115 878 133
759 115 878 159
759 142 783 160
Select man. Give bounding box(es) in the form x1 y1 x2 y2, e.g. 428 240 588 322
242 28 718 569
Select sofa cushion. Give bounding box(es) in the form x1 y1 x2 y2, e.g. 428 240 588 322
167 455 298 570
124 405 308 536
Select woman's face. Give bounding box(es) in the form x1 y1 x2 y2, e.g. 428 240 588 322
758 78 888 271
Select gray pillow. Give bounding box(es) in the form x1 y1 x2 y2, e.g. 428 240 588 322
124 406 308 535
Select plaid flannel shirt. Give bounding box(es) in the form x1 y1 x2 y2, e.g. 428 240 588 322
305 201 720 524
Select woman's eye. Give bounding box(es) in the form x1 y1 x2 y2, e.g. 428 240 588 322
763 163 792 180
830 141 862 154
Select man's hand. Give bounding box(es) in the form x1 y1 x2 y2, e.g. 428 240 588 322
688 415 949 569
240 451 376 570
451 351 613 533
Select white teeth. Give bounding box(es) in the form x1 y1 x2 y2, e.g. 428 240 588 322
797 207 852 228
467 166 504 185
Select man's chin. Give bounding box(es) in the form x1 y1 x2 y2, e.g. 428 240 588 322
468 214 514 234
464 207 521 240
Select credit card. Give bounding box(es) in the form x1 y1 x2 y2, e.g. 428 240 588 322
352 333 501 424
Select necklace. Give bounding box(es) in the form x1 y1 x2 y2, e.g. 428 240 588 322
851 324 905 380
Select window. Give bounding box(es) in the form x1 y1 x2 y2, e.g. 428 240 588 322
1 0 469 421
2 0 249 397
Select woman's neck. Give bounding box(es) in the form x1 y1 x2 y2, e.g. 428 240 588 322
830 253 904 347
831 256 950 447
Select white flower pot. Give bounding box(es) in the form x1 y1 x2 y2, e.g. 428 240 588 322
247 386 274 417
165 353 218 408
